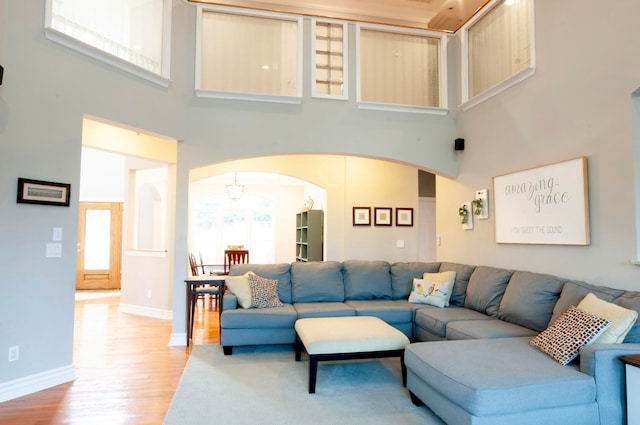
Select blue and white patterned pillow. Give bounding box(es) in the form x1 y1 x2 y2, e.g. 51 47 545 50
248 274 284 309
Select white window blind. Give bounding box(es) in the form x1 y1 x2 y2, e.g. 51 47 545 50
358 26 442 110
462 0 534 108
198 8 302 102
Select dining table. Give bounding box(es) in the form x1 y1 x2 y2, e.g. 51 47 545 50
184 274 225 346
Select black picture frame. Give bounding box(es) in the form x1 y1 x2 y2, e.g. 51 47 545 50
17 178 71 207
374 207 393 226
352 207 371 226
396 208 414 226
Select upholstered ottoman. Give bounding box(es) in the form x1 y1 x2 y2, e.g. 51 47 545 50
294 316 410 393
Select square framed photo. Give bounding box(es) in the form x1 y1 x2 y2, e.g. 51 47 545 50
396 208 414 226
353 207 371 226
17 178 71 207
374 207 392 226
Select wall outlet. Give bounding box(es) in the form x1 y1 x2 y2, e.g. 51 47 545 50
396 240 405 248
8 346 19 362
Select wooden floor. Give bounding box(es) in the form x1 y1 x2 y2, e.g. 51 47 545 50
0 291 220 425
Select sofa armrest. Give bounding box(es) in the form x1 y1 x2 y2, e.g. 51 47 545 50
579 343 640 425
221 290 238 313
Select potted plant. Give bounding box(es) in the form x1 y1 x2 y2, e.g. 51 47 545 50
458 204 469 224
472 198 483 216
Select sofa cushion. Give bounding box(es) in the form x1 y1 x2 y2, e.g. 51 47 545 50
390 262 441 300
229 263 293 304
224 272 254 309
414 306 492 338
438 262 475 306
498 271 564 332
344 300 413 324
446 319 538 340
404 338 596 416
248 274 284 308
291 261 344 303
408 271 456 308
613 291 640 343
529 306 611 365
342 260 392 300
293 302 355 319
550 280 625 324
221 303 298 328
578 293 638 344
464 266 514 318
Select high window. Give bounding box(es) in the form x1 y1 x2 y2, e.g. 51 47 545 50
461 0 535 109
357 24 447 114
196 6 303 103
312 19 348 100
45 0 171 86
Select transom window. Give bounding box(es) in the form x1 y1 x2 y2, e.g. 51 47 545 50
196 6 303 103
45 0 171 86
461 0 535 110
312 19 347 99
357 24 447 114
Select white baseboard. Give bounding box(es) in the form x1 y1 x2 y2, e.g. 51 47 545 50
0 365 76 403
119 303 172 320
168 333 187 347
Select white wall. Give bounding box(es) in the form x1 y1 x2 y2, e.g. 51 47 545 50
437 0 640 289
190 156 421 263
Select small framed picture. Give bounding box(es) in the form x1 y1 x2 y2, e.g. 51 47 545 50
396 208 414 226
353 207 371 226
17 178 71 207
374 207 392 226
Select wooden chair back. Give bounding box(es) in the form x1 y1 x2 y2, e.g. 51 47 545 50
188 253 200 276
223 250 249 274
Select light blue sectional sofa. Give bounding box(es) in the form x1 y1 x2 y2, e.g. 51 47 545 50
219 260 640 425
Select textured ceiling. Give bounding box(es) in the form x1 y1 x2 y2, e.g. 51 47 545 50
188 0 492 33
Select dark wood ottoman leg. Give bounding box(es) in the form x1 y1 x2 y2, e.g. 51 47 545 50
309 355 318 394
295 335 303 361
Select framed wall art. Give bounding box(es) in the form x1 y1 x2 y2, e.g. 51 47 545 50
17 178 71 207
492 157 589 245
395 208 413 226
374 207 392 226
353 207 371 226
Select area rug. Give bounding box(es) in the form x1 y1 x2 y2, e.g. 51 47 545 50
163 344 445 425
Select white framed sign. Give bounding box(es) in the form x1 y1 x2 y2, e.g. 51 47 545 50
493 157 590 245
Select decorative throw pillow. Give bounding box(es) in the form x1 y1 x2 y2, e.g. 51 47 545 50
422 271 456 306
225 272 255 309
408 275 454 308
529 306 611 365
577 293 638 344
247 273 284 309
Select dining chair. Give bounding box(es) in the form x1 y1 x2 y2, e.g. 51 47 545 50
188 253 220 308
222 249 249 275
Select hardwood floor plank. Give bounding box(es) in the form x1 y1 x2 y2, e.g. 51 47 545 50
0 291 220 425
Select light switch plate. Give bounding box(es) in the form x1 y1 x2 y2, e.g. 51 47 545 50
46 243 62 258
52 227 62 241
